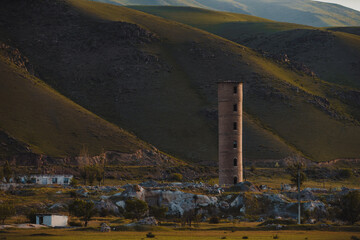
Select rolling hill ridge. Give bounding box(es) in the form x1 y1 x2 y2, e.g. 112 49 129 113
131 6 360 90
0 41 151 158
1 0 360 164
95 0 360 27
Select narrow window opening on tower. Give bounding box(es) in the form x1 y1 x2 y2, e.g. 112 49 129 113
233 86 237 94
233 177 238 184
233 122 237 130
233 104 237 112
233 158 237 166
233 140 237 149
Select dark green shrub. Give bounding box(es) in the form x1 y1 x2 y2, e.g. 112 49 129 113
69 190 78 198
2 161 12 183
0 202 15 224
125 198 148 220
149 205 168 220
340 191 360 224
99 207 111 217
68 221 82 227
338 169 353 179
70 178 79 187
169 173 183 182
26 209 37 223
209 216 220 224
146 232 155 238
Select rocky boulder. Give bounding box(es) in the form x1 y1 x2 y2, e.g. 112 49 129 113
303 200 326 213
231 181 259 192
139 180 159 188
75 188 89 198
111 184 145 201
100 223 111 232
115 200 126 209
94 200 119 216
230 194 244 208
137 217 158 226
261 193 297 218
285 190 317 201
145 190 217 216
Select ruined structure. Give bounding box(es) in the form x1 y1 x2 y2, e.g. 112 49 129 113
218 82 243 185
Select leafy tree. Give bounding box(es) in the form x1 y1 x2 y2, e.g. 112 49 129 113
68 199 96 227
26 208 38 223
285 155 307 225
86 166 97 186
286 157 307 188
149 205 168 220
124 198 148 220
0 166 3 182
3 160 12 183
0 202 15 224
181 209 198 227
70 178 79 187
80 167 87 185
95 166 104 186
338 169 353 179
339 191 360 224
80 165 104 186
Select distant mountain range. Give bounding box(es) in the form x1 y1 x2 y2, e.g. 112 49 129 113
94 0 360 27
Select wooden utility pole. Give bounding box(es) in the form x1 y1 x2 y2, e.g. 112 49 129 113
297 167 301 225
102 150 106 185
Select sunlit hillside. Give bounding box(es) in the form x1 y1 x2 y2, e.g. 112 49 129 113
1 0 360 163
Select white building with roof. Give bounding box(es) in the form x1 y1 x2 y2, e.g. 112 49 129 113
21 175 73 185
36 214 68 227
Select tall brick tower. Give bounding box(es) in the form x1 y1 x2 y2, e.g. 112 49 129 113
218 82 243 185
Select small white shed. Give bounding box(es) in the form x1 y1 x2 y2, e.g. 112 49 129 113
36 214 68 227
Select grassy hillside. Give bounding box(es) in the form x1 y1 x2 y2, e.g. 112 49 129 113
0 50 149 158
132 6 360 90
1 0 360 163
94 0 360 27
129 6 313 37
327 26 360 36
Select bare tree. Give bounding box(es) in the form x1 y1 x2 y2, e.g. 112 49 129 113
285 155 307 224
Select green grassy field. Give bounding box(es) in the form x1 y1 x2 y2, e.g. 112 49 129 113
2 227 360 240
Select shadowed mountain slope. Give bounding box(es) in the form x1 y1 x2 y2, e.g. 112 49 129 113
95 0 360 27
1 0 360 163
0 46 150 158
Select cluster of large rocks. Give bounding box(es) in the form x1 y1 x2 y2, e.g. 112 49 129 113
32 180 356 223
90 181 334 220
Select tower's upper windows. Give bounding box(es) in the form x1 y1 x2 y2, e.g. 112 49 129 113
233 86 237 94
233 104 237 112
233 140 237 149
233 122 237 130
233 158 237 166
